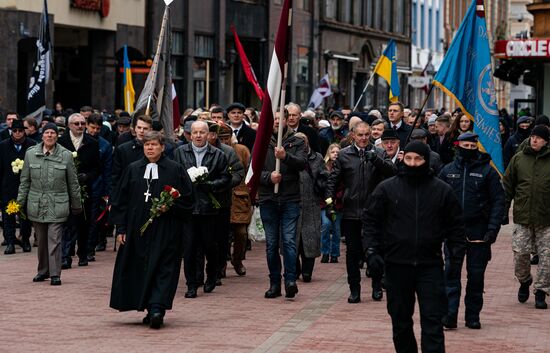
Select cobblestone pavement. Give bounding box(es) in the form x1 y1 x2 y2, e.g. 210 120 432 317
1 223 549 353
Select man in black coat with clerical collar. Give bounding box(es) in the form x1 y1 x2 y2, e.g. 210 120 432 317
0 119 36 254
110 131 194 329
58 113 101 268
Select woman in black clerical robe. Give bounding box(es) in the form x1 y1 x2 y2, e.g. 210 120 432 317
109 131 193 329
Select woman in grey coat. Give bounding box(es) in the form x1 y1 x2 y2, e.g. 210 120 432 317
295 133 327 282
17 124 82 286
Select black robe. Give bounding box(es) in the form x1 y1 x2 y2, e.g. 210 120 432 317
109 155 193 312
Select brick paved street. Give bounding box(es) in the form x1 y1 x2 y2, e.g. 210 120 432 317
1 223 549 353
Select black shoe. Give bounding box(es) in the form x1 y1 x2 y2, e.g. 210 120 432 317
184 288 197 298
233 262 247 276
21 239 31 252
531 255 539 265
203 279 216 293
285 281 299 298
518 278 533 303
264 284 282 298
372 282 383 301
87 255 96 262
442 315 458 329
33 273 49 282
321 254 329 263
348 285 361 303
330 256 339 263
149 312 164 329
465 321 481 329
61 260 72 270
78 258 88 266
50 276 62 286
535 290 548 309
95 243 107 252
302 274 312 283
4 244 15 255
142 313 151 325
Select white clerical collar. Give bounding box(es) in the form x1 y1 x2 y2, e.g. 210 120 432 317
144 163 159 180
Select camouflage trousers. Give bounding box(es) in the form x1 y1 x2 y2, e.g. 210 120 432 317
512 224 550 295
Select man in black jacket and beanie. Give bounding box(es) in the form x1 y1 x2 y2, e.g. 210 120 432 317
363 141 466 353
439 133 505 330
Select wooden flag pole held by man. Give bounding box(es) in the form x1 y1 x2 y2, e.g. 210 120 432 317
145 7 169 117
245 0 293 200
274 62 289 194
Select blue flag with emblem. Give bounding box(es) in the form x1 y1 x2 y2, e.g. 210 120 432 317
433 0 503 174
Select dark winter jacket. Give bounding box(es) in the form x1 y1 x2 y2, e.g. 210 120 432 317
439 152 505 239
0 137 36 202
503 144 550 227
258 129 307 203
110 139 144 195
173 143 231 215
503 129 529 168
362 167 466 266
325 144 397 220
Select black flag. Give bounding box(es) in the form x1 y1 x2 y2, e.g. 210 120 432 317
26 0 52 120
133 4 174 139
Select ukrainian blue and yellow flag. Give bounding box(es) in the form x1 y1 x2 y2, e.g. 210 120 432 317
123 45 135 113
373 39 400 103
433 0 503 174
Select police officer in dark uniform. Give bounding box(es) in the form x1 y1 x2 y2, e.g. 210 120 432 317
439 132 505 329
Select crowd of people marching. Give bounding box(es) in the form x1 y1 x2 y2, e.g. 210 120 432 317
0 100 549 351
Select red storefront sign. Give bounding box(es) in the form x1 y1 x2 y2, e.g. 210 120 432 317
495 39 550 59
70 0 110 17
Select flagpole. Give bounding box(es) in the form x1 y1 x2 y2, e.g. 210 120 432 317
206 59 210 108
274 62 289 194
352 73 375 112
144 7 169 117
405 84 434 144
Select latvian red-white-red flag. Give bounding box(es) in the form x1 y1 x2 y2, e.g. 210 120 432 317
172 82 180 130
245 0 292 199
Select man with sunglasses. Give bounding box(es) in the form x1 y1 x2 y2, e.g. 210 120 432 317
0 119 36 254
58 113 101 268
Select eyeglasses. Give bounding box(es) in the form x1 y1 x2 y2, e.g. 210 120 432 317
72 122 86 126
11 129 25 133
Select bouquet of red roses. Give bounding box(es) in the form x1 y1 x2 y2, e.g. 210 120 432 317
140 185 181 235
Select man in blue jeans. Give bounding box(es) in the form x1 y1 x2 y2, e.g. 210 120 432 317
258 109 307 299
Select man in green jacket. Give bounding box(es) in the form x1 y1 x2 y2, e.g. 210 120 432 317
503 125 550 309
17 123 82 286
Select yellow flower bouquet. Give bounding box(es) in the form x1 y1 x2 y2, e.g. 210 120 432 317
5 200 26 219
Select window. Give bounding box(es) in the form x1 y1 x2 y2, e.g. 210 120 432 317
412 2 417 45
296 0 311 11
395 0 405 34
436 8 441 51
384 0 393 33
364 0 373 27
352 0 361 25
296 46 310 84
171 31 184 108
325 0 337 19
339 0 351 23
194 34 214 58
373 0 382 29
420 4 425 48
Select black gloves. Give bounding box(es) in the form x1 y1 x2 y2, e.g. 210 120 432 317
364 150 377 162
198 181 213 193
483 230 498 244
366 253 385 279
